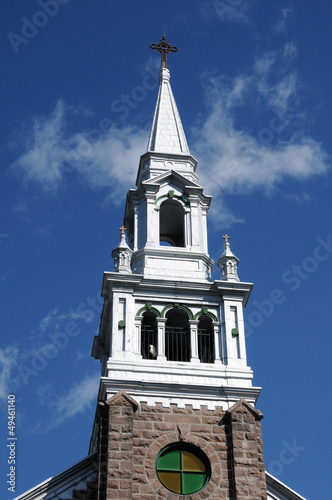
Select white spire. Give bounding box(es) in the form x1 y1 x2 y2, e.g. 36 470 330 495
217 234 240 282
112 227 132 274
147 67 190 155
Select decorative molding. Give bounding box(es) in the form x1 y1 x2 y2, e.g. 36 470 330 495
226 398 264 420
136 303 162 317
155 192 190 207
105 390 138 411
160 302 194 319
194 308 218 321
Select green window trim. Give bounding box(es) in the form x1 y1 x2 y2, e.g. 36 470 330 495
136 304 217 322
193 308 218 321
136 303 161 317
155 443 211 495
155 193 190 207
160 303 194 319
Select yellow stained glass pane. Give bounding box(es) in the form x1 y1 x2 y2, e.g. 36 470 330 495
157 471 181 493
182 451 206 472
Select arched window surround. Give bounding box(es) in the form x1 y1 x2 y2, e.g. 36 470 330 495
197 314 215 364
154 191 188 249
165 308 191 362
141 310 158 360
159 199 185 247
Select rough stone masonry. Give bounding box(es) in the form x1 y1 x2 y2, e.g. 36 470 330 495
95 391 267 500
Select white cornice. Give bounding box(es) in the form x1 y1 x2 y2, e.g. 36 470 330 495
266 472 307 500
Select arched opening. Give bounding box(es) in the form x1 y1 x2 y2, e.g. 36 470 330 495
141 311 158 359
165 308 190 362
160 200 185 247
198 315 214 364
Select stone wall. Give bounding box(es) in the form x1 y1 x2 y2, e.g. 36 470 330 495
96 391 267 500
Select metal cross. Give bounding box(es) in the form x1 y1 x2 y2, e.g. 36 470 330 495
223 234 230 243
149 35 178 69
119 225 126 234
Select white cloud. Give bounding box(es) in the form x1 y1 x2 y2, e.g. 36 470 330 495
13 199 29 214
38 373 99 429
38 307 95 335
193 75 329 207
38 308 59 333
76 351 90 361
254 51 277 78
186 43 330 219
11 100 148 200
272 7 294 36
69 126 147 200
283 190 311 204
254 48 300 115
11 101 66 190
268 72 298 114
14 301 101 388
9 43 331 225
0 346 19 400
208 0 251 25
283 41 297 62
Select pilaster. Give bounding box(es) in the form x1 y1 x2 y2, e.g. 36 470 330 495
97 391 138 500
156 317 167 361
225 399 267 500
189 319 200 363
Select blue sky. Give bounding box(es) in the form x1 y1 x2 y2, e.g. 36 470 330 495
1 1 332 499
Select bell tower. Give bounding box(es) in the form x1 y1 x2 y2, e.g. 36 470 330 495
12 36 308 500
90 37 267 499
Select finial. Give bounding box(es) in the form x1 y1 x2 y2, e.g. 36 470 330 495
218 234 239 282
223 234 230 246
112 225 132 274
149 35 178 69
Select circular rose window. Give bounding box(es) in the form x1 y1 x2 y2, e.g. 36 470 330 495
155 443 211 495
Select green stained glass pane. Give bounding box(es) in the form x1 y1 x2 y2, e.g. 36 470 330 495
157 471 181 493
156 444 210 495
157 450 181 470
182 472 207 494
182 450 206 472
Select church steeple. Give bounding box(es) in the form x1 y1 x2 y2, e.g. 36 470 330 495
147 66 189 155
92 37 259 426
147 36 189 155
17 37 305 500
88 42 266 497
